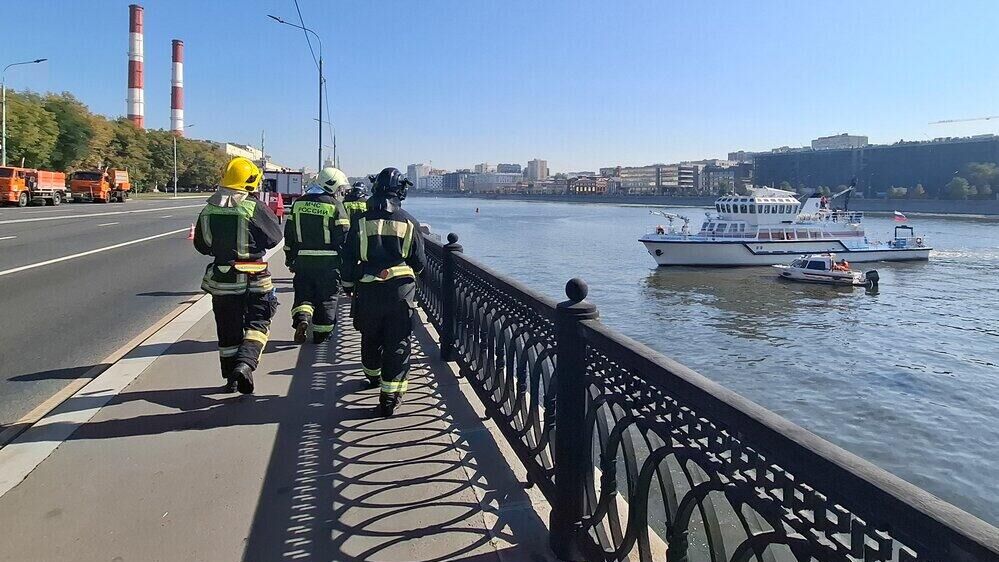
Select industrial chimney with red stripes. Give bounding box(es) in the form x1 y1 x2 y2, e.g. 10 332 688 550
127 4 144 128
171 40 184 136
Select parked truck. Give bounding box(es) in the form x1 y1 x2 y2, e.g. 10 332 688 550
0 166 69 206
70 169 131 203
262 170 304 205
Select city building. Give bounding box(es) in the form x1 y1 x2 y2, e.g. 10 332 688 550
597 163 700 194
417 175 444 192
443 171 473 192
811 133 869 150
567 176 610 195
700 162 754 194
527 159 549 181
566 171 596 178
465 172 523 193
474 163 495 173
212 142 263 161
497 163 522 173
727 151 756 163
407 163 431 187
754 135 999 197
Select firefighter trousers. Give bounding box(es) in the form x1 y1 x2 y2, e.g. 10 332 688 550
354 281 415 404
213 288 277 379
291 264 340 343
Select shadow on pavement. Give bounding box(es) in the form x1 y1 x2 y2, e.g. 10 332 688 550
8 364 97 383
135 291 205 297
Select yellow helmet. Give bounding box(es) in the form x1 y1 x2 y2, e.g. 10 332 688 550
221 157 262 191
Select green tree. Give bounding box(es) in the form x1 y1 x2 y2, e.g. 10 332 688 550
4 91 58 168
909 184 927 199
81 114 115 170
716 179 732 194
946 177 971 200
106 119 152 190
42 93 94 170
961 162 998 190
778 180 792 190
888 187 907 199
976 184 991 199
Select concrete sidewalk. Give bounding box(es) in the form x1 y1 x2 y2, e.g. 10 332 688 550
0 270 555 562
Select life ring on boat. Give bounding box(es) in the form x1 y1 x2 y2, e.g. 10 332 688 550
916 237 923 246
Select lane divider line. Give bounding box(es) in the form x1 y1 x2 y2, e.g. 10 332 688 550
0 236 15 241
0 243 282 498
97 222 119 227
0 228 188 278
0 203 203 225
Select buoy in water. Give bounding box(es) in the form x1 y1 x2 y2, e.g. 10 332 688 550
475 207 479 213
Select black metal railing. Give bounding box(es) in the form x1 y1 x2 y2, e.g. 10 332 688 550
417 233 999 562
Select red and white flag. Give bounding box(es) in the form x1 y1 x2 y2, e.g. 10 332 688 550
893 211 908 222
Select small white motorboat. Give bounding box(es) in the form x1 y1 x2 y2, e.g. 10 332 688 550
774 254 879 287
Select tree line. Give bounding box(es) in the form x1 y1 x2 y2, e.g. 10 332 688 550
4 90 227 191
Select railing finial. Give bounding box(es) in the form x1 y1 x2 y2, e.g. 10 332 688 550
565 277 588 303
447 232 459 244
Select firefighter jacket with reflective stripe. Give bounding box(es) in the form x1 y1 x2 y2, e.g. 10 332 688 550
342 197 368 224
193 197 282 266
283 192 349 265
340 194 426 285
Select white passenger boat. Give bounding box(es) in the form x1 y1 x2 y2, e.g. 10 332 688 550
639 187 931 266
774 254 879 287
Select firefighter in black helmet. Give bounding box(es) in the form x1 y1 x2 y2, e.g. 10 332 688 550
342 181 368 223
194 157 282 394
341 167 426 416
284 167 351 344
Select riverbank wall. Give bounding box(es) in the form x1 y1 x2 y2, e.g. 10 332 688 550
410 192 999 215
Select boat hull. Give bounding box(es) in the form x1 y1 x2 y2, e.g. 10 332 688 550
640 239 931 266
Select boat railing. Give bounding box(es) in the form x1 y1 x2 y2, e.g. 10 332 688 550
417 231 998 562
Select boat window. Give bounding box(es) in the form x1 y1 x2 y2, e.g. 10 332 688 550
749 204 756 214
715 204 721 212
791 259 804 267
787 230 796 240
739 204 747 213
806 261 827 271
716 223 728 233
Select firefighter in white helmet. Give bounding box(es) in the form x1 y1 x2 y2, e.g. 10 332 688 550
284 167 351 343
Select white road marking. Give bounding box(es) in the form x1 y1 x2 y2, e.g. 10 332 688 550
0 244 281 497
0 236 16 241
0 204 203 225
161 215 173 218
97 222 119 227
0 228 188 278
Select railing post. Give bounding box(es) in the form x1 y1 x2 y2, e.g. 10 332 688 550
550 278 598 561
440 232 463 361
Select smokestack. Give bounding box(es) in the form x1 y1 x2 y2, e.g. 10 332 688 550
127 4 144 128
171 40 184 136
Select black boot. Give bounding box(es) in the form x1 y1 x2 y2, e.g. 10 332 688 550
294 321 309 344
362 376 380 390
378 394 401 417
222 376 238 393
233 362 254 394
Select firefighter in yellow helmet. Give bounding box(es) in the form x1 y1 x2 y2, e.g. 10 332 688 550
284 167 351 343
193 157 282 393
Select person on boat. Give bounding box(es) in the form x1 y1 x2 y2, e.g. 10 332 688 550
832 259 851 271
655 225 665 235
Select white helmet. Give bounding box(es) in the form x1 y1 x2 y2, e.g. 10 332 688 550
315 167 349 195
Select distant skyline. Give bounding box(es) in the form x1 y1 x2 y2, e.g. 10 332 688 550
4 0 999 176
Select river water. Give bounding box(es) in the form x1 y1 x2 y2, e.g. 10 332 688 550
406 196 999 525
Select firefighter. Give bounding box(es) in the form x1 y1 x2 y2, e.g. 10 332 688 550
342 182 369 222
341 167 426 416
284 167 351 344
194 157 282 394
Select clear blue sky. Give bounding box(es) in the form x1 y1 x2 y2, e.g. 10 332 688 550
3 0 999 176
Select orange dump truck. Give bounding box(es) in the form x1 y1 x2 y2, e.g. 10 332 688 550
70 169 131 203
0 166 69 206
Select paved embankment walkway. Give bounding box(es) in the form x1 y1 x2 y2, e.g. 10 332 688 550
0 266 554 562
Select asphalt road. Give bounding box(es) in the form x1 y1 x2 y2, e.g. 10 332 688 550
0 198 215 426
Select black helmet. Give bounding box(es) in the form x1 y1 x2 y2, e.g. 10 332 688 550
372 167 412 200
348 181 367 200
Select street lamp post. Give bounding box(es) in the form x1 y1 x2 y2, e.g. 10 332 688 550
173 124 195 197
2 58 47 167
268 15 324 172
